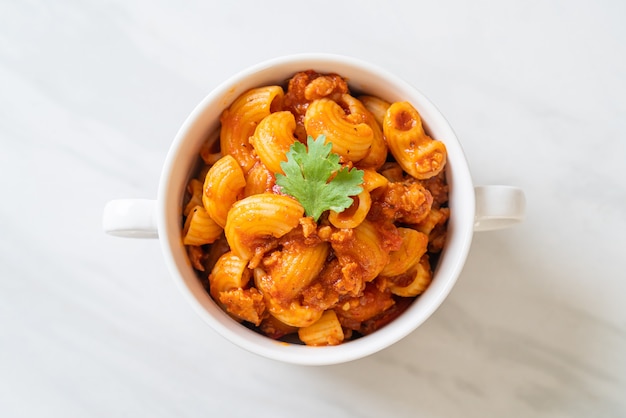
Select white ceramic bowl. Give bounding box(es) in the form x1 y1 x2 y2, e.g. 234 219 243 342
103 53 525 365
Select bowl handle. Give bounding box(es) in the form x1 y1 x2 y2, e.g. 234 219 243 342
102 199 158 238
474 185 526 232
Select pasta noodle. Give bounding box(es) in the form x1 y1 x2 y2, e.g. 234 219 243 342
387 255 433 297
243 161 275 197
330 219 389 286
379 228 428 277
209 252 266 325
254 268 324 327
298 310 344 346
209 251 250 301
328 168 390 229
202 155 246 228
328 189 371 229
182 205 222 246
181 70 450 346
249 111 297 174
261 240 330 301
358 95 390 127
220 86 284 174
224 193 304 263
304 96 374 162
342 94 387 170
383 101 447 180
184 179 203 217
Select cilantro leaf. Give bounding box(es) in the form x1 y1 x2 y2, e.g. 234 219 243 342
275 135 364 221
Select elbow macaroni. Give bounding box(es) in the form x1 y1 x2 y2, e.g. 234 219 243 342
182 71 450 346
220 86 284 174
304 96 374 162
202 155 246 228
328 169 389 229
379 228 428 277
249 111 297 174
224 193 304 262
209 251 251 301
383 101 447 180
182 205 223 246
298 310 344 346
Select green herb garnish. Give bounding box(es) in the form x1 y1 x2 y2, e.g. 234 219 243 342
275 135 364 221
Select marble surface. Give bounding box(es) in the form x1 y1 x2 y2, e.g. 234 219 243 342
1 0 625 416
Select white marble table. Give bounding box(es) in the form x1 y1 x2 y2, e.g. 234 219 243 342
2 1 625 416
